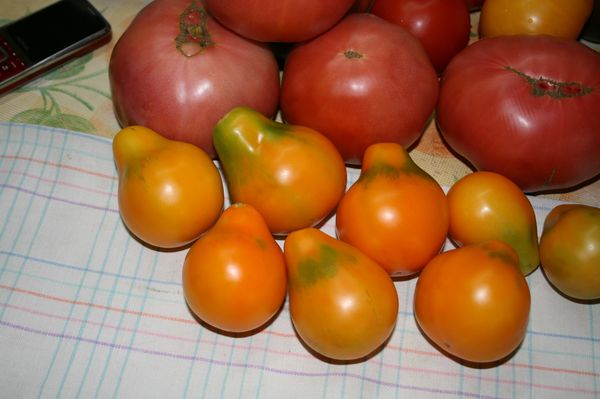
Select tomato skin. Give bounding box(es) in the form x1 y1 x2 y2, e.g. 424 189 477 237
437 35 600 193
480 0 593 39
280 13 438 165
113 126 224 249
109 0 280 158
284 228 399 361
204 0 354 42
213 107 347 235
371 0 471 74
336 143 448 277
540 204 600 301
414 240 531 364
447 171 539 275
182 203 287 333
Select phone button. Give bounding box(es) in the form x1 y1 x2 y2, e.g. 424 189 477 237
0 37 27 80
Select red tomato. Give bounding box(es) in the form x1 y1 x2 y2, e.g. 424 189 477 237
183 204 287 333
479 0 593 39
437 35 600 192
371 0 471 74
280 13 438 165
109 0 280 158
414 240 531 364
204 0 355 42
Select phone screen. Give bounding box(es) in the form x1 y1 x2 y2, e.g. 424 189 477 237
4 0 109 64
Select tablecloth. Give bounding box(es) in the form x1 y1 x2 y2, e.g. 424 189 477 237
1 1 600 398
1 122 599 399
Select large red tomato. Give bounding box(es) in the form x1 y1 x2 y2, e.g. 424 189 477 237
280 13 438 165
109 0 280 158
203 0 355 43
370 0 471 74
436 35 600 193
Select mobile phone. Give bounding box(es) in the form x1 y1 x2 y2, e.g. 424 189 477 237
0 0 111 95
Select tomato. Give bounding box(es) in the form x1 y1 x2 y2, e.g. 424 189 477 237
370 0 471 74
280 13 438 165
336 143 448 277
204 0 354 42
436 35 600 193
213 107 347 235
284 228 398 361
447 171 539 275
182 203 287 333
113 126 224 249
414 240 531 364
479 0 593 39
540 204 600 301
109 0 280 158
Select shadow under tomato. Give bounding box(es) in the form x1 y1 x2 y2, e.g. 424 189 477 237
183 297 288 338
413 315 523 369
288 315 397 365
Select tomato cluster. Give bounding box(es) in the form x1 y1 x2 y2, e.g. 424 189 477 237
110 0 600 365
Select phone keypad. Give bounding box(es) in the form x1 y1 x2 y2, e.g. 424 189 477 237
0 36 27 81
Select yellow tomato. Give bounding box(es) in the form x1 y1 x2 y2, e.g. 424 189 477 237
540 204 600 301
414 240 531 364
480 0 594 39
113 126 224 249
447 171 539 275
183 203 287 333
213 106 346 235
336 143 448 277
284 228 398 361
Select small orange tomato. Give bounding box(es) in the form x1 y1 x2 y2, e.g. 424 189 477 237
479 0 593 39
284 228 398 361
336 142 448 277
414 240 531 364
540 204 600 301
447 171 539 275
213 106 347 235
182 203 287 333
113 126 223 249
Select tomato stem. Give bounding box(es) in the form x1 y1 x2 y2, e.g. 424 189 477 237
505 66 592 99
175 0 213 57
344 50 363 59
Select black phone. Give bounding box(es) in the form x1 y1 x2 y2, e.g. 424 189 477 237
0 0 111 95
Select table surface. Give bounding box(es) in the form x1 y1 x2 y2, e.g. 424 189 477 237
1 1 599 398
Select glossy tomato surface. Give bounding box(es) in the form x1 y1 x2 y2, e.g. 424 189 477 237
183 204 287 333
447 171 539 275
336 143 448 277
284 228 398 361
371 0 471 73
414 240 531 364
437 35 600 193
281 13 438 165
479 0 593 39
213 107 347 235
540 204 600 301
109 0 280 158
204 0 354 42
113 126 223 249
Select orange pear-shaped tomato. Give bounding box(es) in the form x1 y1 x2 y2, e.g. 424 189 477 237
284 228 398 361
113 126 223 249
213 106 347 235
183 203 287 333
336 143 449 277
447 171 539 275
